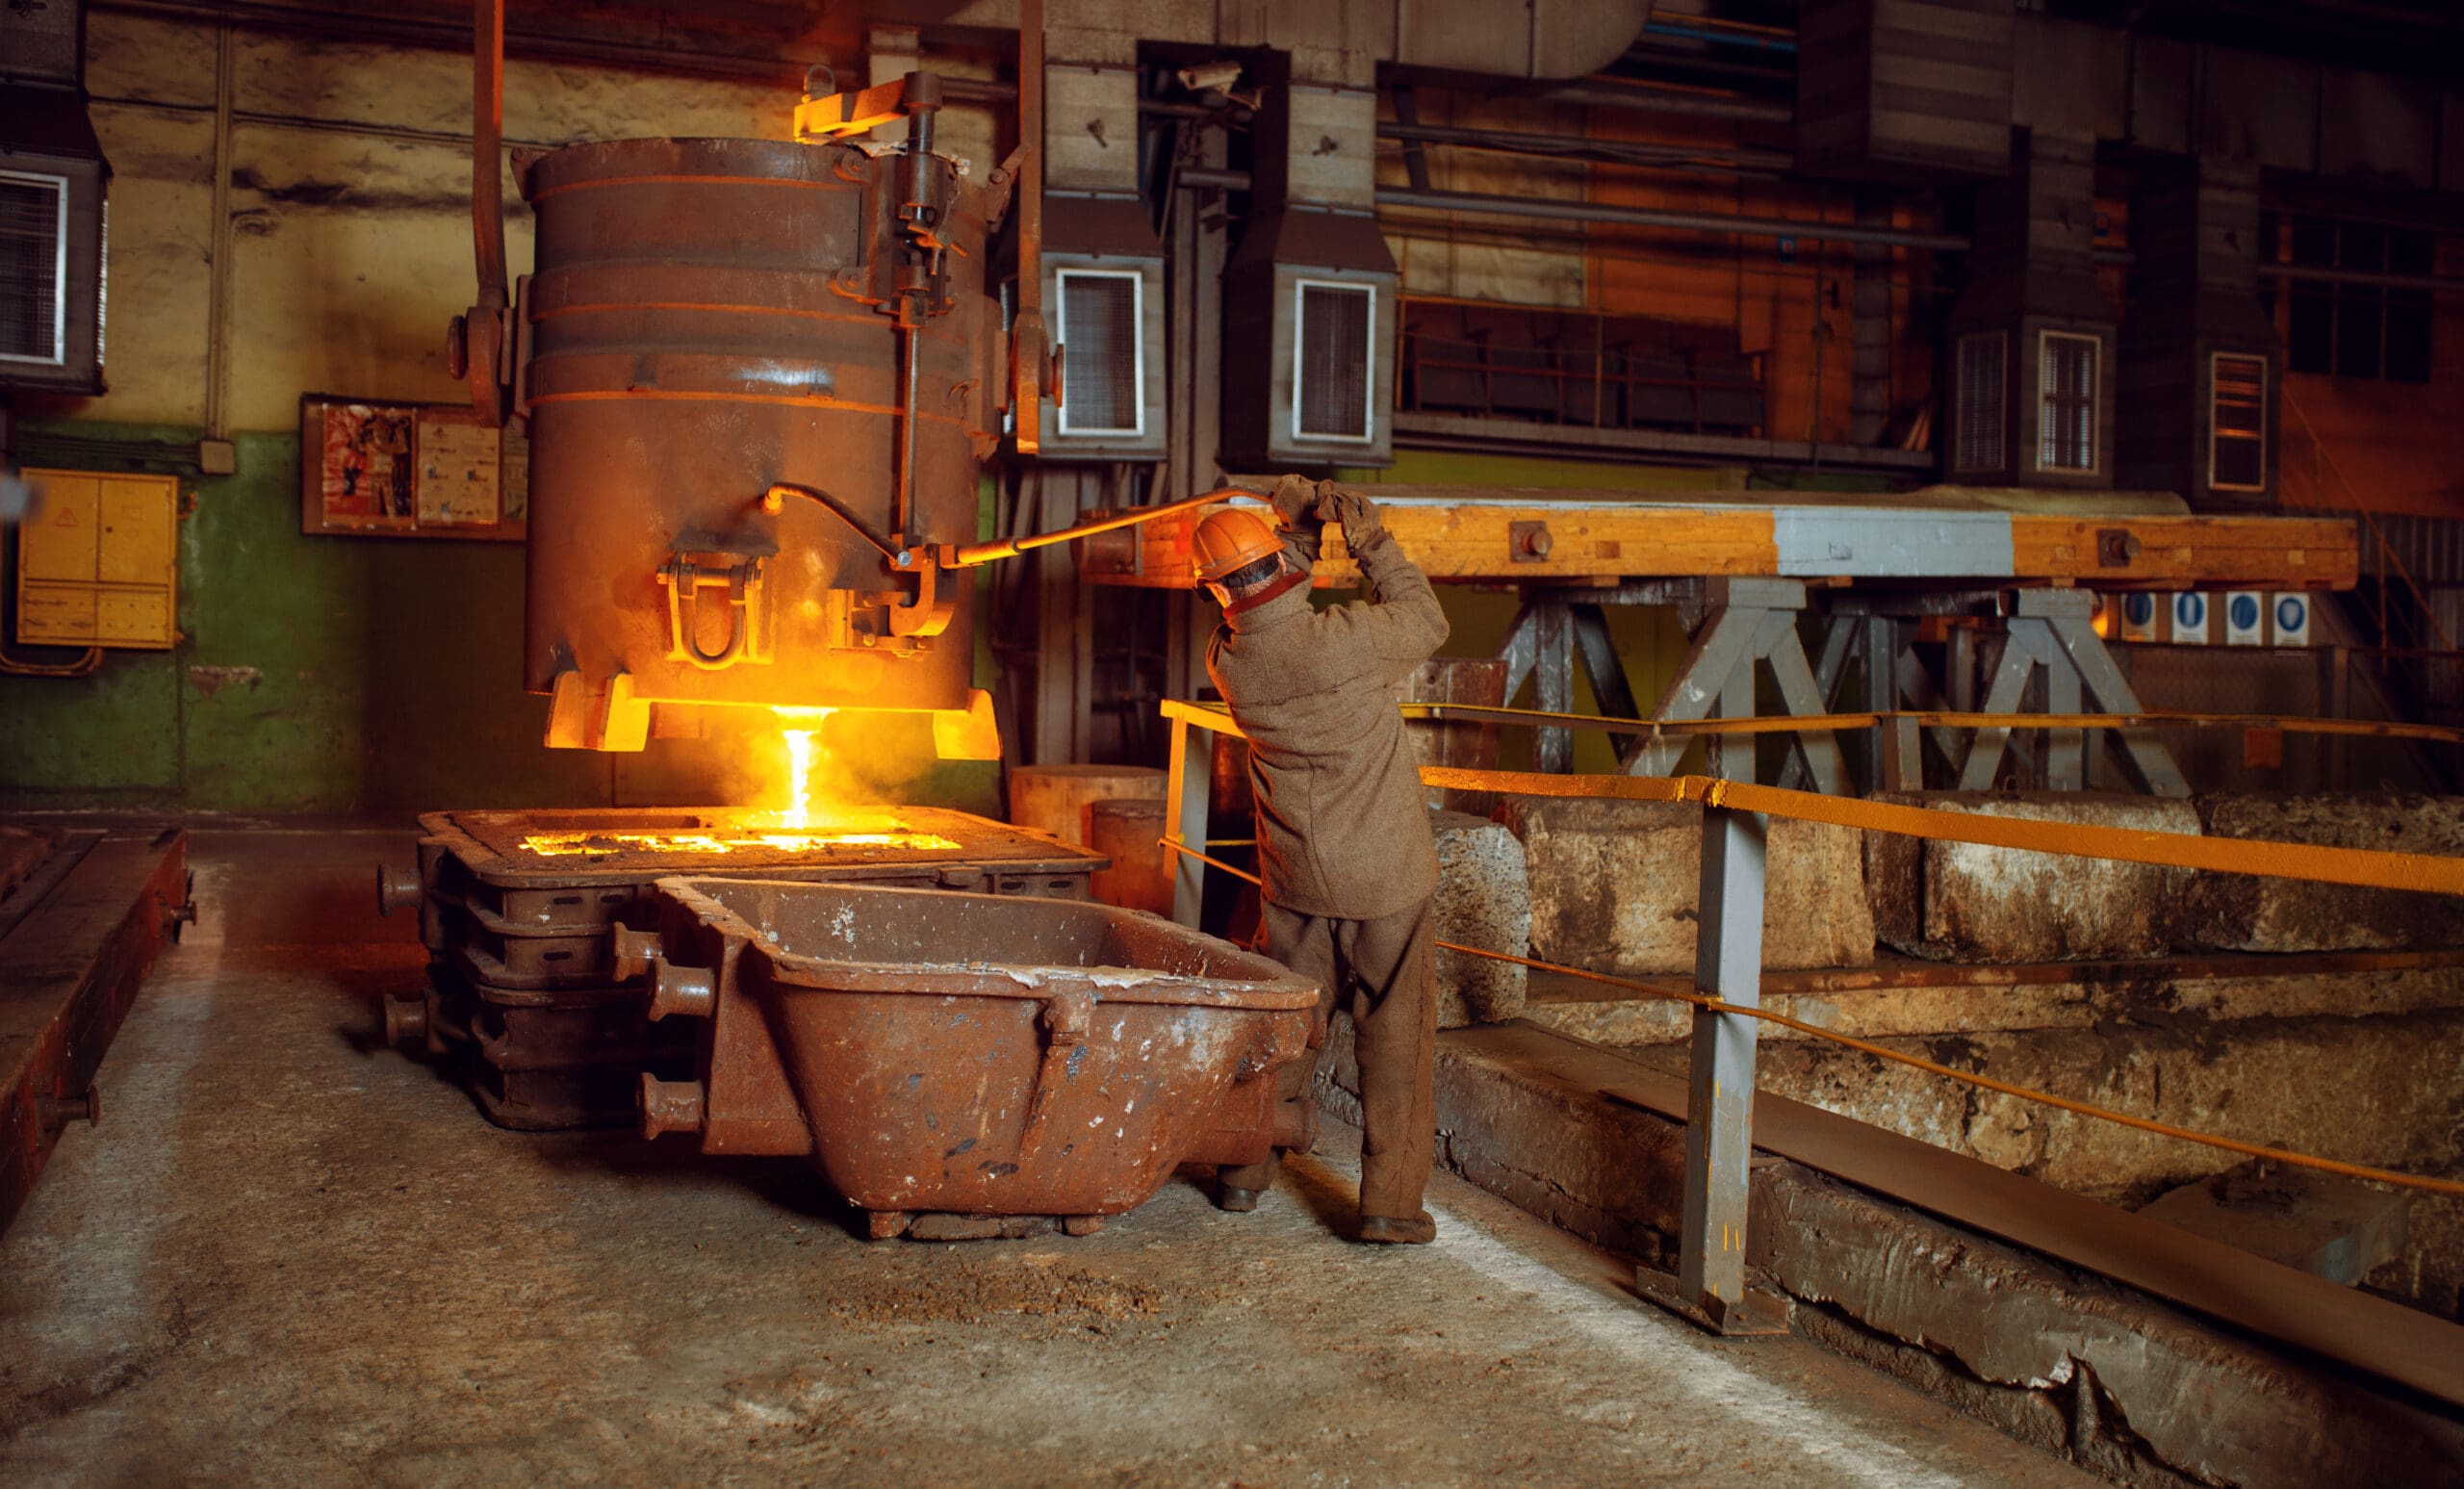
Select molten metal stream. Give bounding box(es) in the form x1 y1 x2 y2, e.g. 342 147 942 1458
519 711 960 857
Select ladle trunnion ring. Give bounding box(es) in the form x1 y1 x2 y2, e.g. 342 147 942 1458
629 877 1321 1234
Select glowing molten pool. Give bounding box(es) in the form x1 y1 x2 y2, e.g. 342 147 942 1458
517 828 962 858
518 712 960 858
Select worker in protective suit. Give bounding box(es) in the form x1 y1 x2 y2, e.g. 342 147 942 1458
1194 476 1450 1244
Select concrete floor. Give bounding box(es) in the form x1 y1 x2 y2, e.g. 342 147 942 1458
0 828 2099 1487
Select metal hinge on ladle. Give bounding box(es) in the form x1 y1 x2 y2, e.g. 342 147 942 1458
658 553 771 670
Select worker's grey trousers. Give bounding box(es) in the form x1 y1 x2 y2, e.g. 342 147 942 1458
1219 897 1438 1221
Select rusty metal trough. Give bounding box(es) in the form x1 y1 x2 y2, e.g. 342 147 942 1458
636 877 1319 1238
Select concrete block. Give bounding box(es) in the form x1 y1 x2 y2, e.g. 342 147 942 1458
2140 1162 2410 1286
1007 764 1164 847
1864 791 2197 963
1320 1020 2464 1489
2183 793 2464 953
1500 796 1873 976
1429 809 1527 1028
1740 1009 2464 1210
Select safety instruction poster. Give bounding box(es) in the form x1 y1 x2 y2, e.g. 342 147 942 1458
415 417 501 526
299 395 527 542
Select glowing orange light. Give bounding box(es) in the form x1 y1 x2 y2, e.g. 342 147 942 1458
516 707 955 859
519 828 961 858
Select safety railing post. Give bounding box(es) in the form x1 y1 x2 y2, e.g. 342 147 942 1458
1674 800 1769 1326
1165 714 1212 927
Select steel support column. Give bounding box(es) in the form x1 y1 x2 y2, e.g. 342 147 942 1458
1637 803 1785 1335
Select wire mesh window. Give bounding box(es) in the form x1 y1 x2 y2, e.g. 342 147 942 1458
2282 218 2433 385
2209 351 2268 493
1055 269 1142 436
1294 279 1374 441
2037 331 2099 474
1952 331 2005 473
0 172 68 365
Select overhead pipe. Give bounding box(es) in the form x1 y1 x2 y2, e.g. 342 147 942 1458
1175 168 1957 251
2255 262 2464 295
1640 19 1797 54
1187 169 2464 295
1010 0 1045 454
1376 118 1792 173
1376 186 1969 251
1542 81 1793 125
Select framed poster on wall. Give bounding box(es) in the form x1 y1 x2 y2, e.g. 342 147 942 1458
298 396 527 541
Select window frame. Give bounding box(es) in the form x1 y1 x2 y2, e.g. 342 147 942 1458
2207 350 2269 494
2281 217 2435 386
1951 330 2007 475
1051 266 1146 438
2036 329 2102 477
1290 277 1377 445
0 168 72 368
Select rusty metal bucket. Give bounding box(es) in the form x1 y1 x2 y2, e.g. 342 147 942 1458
637 877 1319 1234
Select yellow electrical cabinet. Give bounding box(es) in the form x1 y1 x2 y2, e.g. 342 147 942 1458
14 469 181 650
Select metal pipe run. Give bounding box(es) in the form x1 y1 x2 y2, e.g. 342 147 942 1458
1376 186 1969 252
1377 118 1793 173
949 486 1259 568
1544 81 1794 124
2256 262 2464 295
1187 168 2464 294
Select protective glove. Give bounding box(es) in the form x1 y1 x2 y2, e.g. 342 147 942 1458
1331 487 1385 545
1268 474 1324 532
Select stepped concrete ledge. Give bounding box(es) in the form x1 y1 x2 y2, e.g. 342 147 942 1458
1316 1018 2464 1489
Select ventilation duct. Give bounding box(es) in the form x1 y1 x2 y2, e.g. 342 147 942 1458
1221 64 1399 470
1014 52 1166 460
1942 129 2114 490
2117 156 2281 512
0 0 108 396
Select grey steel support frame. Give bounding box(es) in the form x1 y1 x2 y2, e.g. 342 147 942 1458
1790 601 1964 794
1497 595 1578 772
1497 585 1706 775
1957 590 2190 796
1630 578 1844 791
1637 803 1788 1335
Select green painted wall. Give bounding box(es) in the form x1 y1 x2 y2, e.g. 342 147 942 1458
0 421 998 817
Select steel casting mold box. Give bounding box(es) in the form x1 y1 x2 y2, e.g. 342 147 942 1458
637 877 1321 1237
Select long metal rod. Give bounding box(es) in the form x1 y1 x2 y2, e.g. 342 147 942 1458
1543 80 1794 124
470 0 506 317
1188 168 2464 295
1013 0 1044 453
2254 261 2464 294
950 486 1258 567
1379 186 1969 251
201 22 237 441
97 0 853 86
1377 118 1792 172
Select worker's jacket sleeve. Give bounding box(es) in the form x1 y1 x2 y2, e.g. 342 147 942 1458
1201 526 1450 921
1341 528 1450 683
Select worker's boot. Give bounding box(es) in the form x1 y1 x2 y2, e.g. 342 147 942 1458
1217 1150 1282 1212
1357 1209 1436 1245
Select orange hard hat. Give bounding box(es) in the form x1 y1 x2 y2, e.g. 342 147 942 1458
1192 508 1282 583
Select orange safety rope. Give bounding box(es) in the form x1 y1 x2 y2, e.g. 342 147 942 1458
1157 835 2464 1200
1400 700 2464 747
1415 765 2464 895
